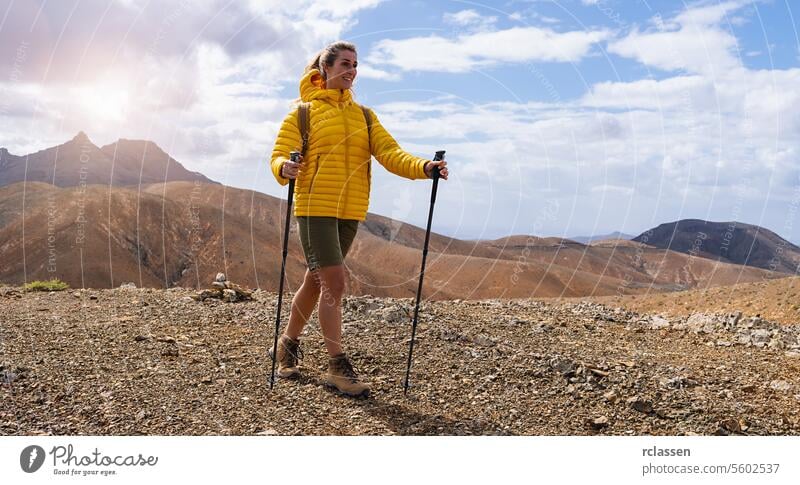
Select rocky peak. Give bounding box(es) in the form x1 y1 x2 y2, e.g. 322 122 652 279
71 131 91 144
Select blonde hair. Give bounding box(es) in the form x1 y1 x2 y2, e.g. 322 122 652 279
305 41 357 80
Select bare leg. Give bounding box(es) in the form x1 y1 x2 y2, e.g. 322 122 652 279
284 269 321 340
315 264 347 357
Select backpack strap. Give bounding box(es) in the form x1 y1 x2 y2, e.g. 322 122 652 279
360 104 372 142
360 104 373 180
297 102 311 156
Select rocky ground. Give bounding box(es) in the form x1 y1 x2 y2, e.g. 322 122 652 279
2 286 800 436
589 276 800 325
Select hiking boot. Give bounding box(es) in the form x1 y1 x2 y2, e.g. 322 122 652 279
269 335 302 379
325 353 370 397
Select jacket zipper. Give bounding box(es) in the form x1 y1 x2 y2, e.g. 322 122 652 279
365 106 371 192
341 95 351 214
308 155 320 193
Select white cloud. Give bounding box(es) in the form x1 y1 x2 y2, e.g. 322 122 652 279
369 27 611 73
672 0 749 27
363 40 800 236
607 1 749 74
443 9 498 31
608 28 738 74
444 9 484 25
581 75 715 110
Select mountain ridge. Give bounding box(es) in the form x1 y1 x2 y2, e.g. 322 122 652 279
0 180 786 297
0 132 218 187
1 135 796 295
632 219 800 274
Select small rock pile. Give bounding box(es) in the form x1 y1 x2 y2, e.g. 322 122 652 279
191 273 253 303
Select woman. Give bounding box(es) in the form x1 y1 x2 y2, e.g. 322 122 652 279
269 41 449 397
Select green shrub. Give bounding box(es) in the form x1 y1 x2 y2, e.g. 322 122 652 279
24 279 70 292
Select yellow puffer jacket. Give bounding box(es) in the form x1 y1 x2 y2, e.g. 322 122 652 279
270 68 430 221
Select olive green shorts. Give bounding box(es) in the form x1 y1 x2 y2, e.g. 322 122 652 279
296 216 359 270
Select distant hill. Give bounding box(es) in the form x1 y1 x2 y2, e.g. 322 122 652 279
632 219 800 274
0 132 217 187
0 137 792 297
1 180 786 297
569 231 635 244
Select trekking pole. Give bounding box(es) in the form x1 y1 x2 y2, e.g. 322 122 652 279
269 151 299 389
403 150 445 395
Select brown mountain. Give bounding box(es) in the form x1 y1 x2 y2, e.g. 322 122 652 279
632 219 800 274
0 179 786 298
0 135 792 297
0 132 217 187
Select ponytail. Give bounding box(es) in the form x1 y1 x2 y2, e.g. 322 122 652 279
305 52 323 75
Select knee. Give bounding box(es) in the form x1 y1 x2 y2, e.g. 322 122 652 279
319 274 345 300
304 271 322 294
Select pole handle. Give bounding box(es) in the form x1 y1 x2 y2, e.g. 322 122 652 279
431 150 445 180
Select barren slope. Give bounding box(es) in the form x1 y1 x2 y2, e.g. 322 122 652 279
589 276 800 324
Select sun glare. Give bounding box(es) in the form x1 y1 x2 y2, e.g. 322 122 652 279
77 83 130 122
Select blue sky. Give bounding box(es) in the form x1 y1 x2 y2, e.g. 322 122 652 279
1 0 799 243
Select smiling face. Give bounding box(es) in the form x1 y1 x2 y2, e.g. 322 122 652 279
323 49 357 90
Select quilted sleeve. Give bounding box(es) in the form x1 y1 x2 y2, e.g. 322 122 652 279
367 108 429 180
270 107 303 186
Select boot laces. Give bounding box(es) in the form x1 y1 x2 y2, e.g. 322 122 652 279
281 338 303 367
337 356 359 381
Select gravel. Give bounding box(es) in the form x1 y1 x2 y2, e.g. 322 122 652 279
1 287 799 435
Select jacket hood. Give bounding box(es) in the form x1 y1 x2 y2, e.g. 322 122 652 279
299 68 353 104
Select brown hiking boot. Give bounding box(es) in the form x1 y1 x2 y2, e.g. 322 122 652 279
325 353 370 397
269 335 302 379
